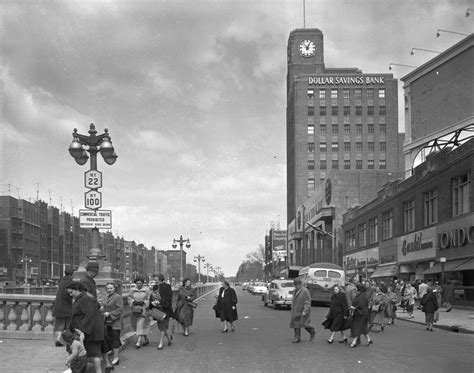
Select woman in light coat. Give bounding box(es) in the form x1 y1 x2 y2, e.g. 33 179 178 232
289 278 315 343
369 286 389 332
127 277 151 348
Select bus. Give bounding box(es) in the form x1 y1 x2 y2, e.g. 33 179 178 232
298 262 345 305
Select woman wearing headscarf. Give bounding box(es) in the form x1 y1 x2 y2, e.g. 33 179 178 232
66 282 104 373
175 277 197 336
385 286 399 325
325 285 349 344
350 283 372 348
127 277 151 348
215 280 238 332
369 286 389 333
421 286 439 332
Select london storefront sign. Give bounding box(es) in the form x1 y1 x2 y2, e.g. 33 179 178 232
343 247 379 270
398 227 436 264
437 215 474 259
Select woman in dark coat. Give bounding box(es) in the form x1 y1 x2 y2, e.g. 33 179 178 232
350 284 372 347
66 282 104 373
215 281 238 332
421 287 439 332
175 277 197 336
326 285 349 344
103 282 123 367
52 268 74 346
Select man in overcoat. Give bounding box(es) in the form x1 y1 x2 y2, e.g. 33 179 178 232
290 278 315 343
52 268 75 346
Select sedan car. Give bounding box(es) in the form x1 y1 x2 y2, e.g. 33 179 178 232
263 279 295 309
250 282 268 295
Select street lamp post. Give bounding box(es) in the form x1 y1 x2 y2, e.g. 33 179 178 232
20 256 32 285
193 255 205 283
68 123 117 260
214 266 221 282
204 263 212 283
440 257 447 285
172 235 191 282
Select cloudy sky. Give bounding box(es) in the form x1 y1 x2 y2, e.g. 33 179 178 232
0 0 471 276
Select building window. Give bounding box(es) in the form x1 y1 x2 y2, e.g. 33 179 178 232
356 160 362 169
452 173 470 216
332 124 338 134
379 89 385 98
369 217 378 244
379 106 386 115
332 160 339 169
380 142 386 152
320 106 327 116
319 142 327 152
344 142 351 152
308 178 315 189
345 228 356 251
331 106 338 115
308 106 314 116
367 89 374 99
379 159 386 169
307 89 314 99
320 160 327 170
424 189 438 226
356 124 362 134
356 142 362 152
332 142 339 151
367 106 374 115
308 160 315 170
344 124 351 134
308 142 315 153
403 200 415 233
355 89 362 99
356 106 362 115
343 89 350 99
359 223 367 247
320 124 326 135
331 89 338 99
368 142 374 152
344 159 351 169
380 124 386 134
344 106 350 116
368 159 374 169
308 125 314 134
319 90 326 99
382 210 393 239
368 124 374 134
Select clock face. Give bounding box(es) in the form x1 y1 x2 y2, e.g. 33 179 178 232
299 40 316 57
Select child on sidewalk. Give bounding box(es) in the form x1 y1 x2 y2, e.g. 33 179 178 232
62 329 88 373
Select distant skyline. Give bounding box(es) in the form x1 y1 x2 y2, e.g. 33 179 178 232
1 0 472 276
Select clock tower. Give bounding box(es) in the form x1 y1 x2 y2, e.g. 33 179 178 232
287 29 324 94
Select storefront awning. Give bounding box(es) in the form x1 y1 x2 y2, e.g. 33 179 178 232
423 259 468 275
451 259 474 272
370 263 398 278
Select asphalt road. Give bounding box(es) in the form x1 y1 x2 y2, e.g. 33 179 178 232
117 287 474 373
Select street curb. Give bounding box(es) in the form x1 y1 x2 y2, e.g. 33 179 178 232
119 287 218 350
396 315 474 334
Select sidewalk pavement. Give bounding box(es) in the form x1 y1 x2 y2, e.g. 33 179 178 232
396 305 474 334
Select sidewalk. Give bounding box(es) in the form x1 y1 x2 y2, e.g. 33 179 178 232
396 305 474 334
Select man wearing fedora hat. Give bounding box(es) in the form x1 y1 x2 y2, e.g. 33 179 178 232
81 261 99 301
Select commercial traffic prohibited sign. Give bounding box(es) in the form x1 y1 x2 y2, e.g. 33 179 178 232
79 209 112 229
84 170 103 189
84 190 102 209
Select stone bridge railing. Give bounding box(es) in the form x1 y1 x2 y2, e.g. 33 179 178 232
0 283 220 340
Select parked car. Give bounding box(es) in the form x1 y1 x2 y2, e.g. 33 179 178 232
251 282 268 295
242 282 250 291
263 279 295 309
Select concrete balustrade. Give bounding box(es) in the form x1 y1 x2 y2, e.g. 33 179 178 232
0 283 220 340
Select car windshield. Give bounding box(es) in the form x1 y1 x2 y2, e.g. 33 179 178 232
280 282 294 288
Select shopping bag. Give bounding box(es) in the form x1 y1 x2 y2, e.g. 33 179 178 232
150 307 166 320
